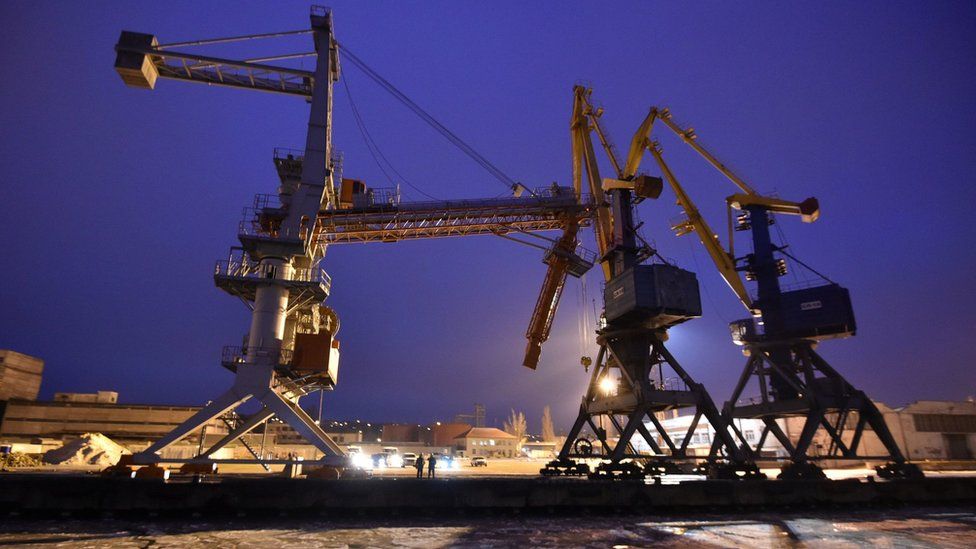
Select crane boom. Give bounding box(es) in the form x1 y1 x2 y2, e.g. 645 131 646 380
114 32 315 97
622 108 658 178
655 111 758 196
522 222 582 369
312 188 593 244
648 146 755 312
625 107 823 313
572 87 614 278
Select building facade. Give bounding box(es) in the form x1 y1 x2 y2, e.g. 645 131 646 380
454 427 518 458
382 423 421 443
0 350 43 401
427 422 472 447
0 398 227 443
53 391 119 404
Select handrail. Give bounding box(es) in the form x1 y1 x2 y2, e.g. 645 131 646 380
214 260 332 291
221 346 294 365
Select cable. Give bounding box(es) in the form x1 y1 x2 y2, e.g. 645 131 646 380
338 44 524 195
685 235 730 324
341 72 440 200
772 219 802 287
778 247 837 285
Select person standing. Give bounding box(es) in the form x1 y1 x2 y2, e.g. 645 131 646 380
427 454 437 479
415 454 425 479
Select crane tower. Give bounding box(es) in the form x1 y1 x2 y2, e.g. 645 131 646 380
115 8 347 466
113 7 597 470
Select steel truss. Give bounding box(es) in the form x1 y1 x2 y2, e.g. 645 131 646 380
543 330 761 480
314 193 593 244
724 340 922 479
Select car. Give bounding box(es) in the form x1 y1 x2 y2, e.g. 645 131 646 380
401 453 418 467
370 453 389 468
470 456 487 467
436 454 461 470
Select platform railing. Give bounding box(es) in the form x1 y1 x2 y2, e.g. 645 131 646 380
214 259 331 291
292 266 332 292
221 346 294 368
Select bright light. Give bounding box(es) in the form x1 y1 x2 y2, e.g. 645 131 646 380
599 376 616 395
350 453 370 469
387 454 403 468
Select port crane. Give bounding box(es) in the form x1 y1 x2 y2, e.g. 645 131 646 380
112 7 912 481
627 107 921 479
541 87 761 479
113 7 595 470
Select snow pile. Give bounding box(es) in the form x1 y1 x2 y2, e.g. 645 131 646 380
43 433 130 466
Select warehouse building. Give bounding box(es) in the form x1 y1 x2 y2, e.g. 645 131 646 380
0 350 43 401
0 397 228 444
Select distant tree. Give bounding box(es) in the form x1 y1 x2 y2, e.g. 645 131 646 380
503 409 527 452
541 405 556 443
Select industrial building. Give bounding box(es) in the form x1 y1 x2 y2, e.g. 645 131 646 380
643 399 976 463
819 400 976 461
454 427 518 458
53 391 118 404
265 421 362 446
0 350 43 401
0 353 359 460
0 397 229 445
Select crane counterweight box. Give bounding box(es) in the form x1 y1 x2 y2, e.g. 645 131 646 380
733 283 856 343
773 283 856 340
114 31 160 89
291 332 339 388
603 264 702 328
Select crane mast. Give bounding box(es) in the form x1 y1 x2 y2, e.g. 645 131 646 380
115 8 350 468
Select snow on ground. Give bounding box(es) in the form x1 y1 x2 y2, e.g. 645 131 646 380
42 433 130 467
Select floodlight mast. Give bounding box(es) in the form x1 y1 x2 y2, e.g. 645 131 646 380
115 7 347 468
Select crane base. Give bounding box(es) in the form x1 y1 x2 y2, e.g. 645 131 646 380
876 462 924 480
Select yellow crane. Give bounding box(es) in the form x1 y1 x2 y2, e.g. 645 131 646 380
615 106 818 314
541 87 761 479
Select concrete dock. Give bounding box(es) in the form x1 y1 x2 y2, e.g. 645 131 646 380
3 474 976 517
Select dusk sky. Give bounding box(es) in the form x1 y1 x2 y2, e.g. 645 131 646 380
2 1 974 432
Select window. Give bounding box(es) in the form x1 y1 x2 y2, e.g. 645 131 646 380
744 430 756 442
914 414 976 433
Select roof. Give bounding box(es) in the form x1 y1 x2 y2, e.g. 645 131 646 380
454 427 516 440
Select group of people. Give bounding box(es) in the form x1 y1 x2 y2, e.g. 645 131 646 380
414 454 438 478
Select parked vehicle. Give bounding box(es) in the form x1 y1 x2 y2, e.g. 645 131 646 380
436 454 461 470
470 456 487 467
401 452 418 467
377 447 402 467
